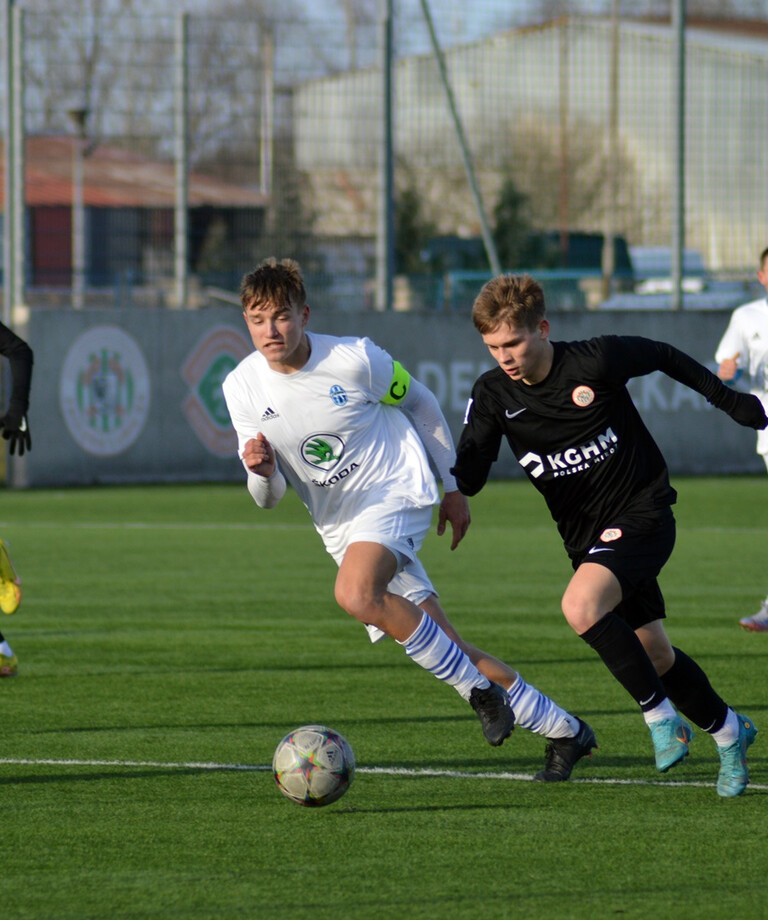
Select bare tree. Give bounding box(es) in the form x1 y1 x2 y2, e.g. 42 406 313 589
18 0 374 164
338 0 378 70
23 0 149 139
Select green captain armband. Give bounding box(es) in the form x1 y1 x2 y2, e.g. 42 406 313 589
381 360 411 405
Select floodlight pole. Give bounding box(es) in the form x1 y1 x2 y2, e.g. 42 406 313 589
375 0 394 311
671 0 686 311
10 3 24 319
260 25 275 197
174 12 189 309
2 0 15 326
601 1 620 301
558 17 570 263
419 0 500 277
67 105 89 311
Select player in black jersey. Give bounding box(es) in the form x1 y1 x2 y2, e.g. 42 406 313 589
452 273 767 797
0 320 33 677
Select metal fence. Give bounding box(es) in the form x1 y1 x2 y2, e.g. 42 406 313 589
3 1 768 317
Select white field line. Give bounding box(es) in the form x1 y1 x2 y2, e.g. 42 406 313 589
0 521 313 531
0 757 765 791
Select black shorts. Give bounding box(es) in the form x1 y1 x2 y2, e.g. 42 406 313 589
568 507 676 630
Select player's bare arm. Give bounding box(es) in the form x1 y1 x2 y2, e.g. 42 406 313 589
242 432 276 477
437 489 471 551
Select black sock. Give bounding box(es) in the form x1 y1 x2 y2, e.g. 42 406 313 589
580 612 667 712
660 647 728 733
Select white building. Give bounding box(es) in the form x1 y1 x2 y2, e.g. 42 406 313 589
293 18 768 272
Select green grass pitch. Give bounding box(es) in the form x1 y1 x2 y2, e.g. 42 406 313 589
1 477 766 919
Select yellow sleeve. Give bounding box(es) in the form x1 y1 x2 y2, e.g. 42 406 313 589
380 360 411 405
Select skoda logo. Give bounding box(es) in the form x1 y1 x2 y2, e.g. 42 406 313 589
300 433 345 471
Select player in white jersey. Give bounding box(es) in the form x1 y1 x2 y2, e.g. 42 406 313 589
222 257 597 782
224 332 439 566
716 245 768 631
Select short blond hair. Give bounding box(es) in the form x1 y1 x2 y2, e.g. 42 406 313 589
472 273 546 334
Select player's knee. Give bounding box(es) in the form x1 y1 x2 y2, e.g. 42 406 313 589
334 578 374 623
561 592 601 634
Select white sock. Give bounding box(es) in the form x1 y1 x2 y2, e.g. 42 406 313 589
0 640 13 657
506 676 579 739
399 611 489 701
642 699 678 725
710 708 739 747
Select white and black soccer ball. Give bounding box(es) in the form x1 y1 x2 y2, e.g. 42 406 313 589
272 724 355 807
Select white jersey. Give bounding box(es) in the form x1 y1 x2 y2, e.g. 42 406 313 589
222 332 439 556
715 298 768 454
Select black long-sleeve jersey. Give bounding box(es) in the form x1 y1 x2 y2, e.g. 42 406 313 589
452 335 767 555
0 321 33 417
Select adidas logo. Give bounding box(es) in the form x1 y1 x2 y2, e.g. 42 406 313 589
261 407 279 422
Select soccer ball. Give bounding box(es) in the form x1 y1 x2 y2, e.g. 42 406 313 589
272 724 355 807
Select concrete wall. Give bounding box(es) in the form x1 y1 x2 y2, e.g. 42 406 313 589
10 306 762 489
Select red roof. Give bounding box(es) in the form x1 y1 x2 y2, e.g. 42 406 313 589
0 136 268 209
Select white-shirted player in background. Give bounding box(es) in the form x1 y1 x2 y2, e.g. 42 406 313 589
222 257 597 782
716 245 768 632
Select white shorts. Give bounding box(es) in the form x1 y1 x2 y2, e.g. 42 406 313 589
325 502 438 641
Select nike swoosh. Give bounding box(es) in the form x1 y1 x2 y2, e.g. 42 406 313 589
639 694 656 707
505 407 527 419
588 546 614 554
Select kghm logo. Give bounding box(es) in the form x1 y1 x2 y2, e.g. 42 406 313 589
519 427 618 479
60 326 150 457
329 385 348 406
300 433 345 471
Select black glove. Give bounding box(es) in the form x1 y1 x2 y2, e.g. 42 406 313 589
729 392 768 430
0 409 31 456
